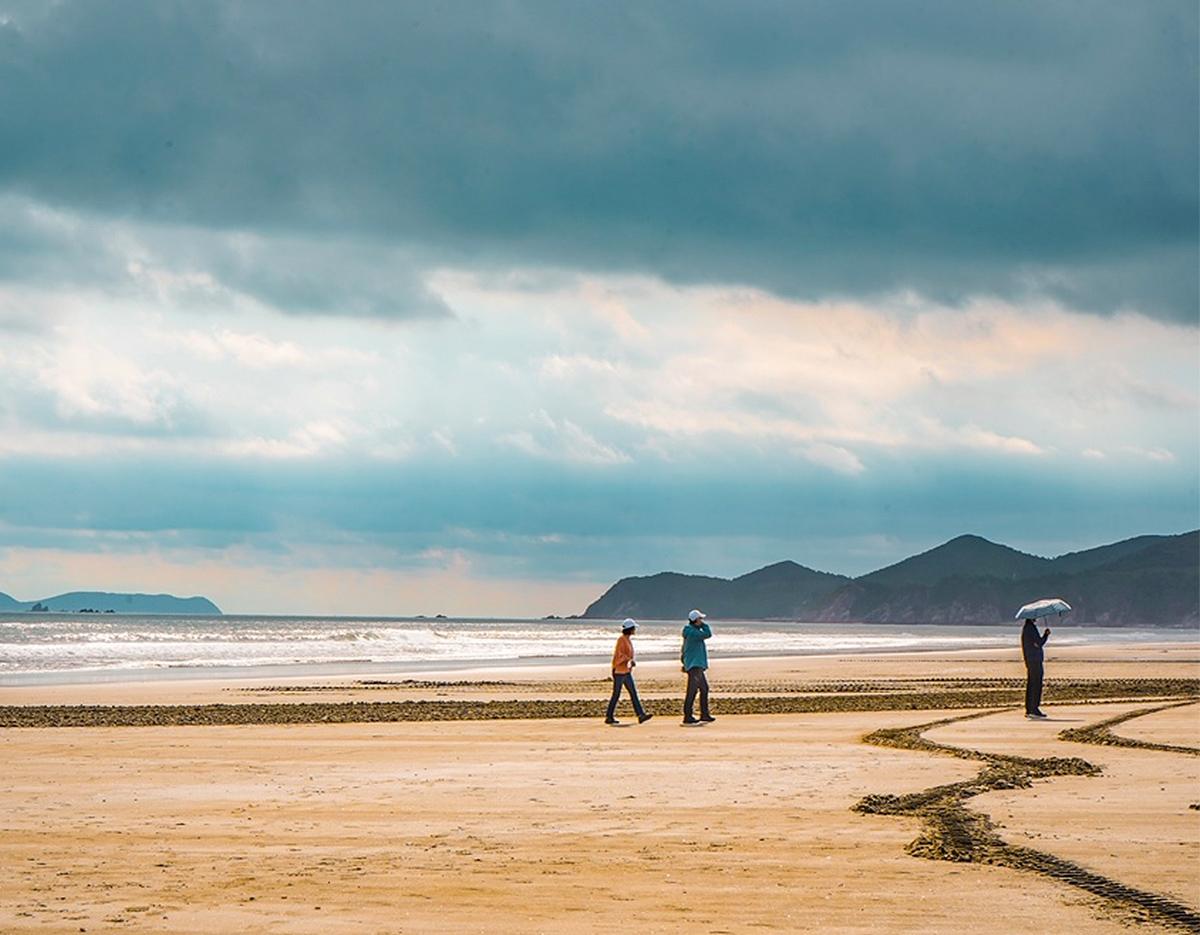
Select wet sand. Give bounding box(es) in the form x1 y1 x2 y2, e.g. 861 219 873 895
0 643 1196 933
2 641 1194 706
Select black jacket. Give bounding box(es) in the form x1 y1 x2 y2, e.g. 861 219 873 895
1021 620 1049 663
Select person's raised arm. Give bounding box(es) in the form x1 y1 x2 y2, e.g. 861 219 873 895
697 623 712 640
1039 628 1050 646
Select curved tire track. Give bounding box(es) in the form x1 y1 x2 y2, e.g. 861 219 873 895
854 707 1200 932
1059 700 1199 757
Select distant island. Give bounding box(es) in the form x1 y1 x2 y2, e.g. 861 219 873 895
581 530 1199 627
0 591 222 615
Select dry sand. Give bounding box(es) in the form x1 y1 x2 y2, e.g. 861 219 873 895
0 643 1196 933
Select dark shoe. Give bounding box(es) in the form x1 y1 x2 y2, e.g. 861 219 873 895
682 717 699 725
604 718 619 725
1032 710 1049 719
638 713 653 724
699 715 716 723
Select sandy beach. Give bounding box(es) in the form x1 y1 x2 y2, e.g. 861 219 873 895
1 643 1197 933
5 2 1195 932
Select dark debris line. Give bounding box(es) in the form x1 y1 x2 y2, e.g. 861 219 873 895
1059 701 1200 757
854 704 1200 933
246 676 1198 695
1 679 1197 728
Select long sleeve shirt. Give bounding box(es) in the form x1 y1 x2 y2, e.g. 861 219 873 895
1021 620 1049 664
680 622 712 670
612 634 635 674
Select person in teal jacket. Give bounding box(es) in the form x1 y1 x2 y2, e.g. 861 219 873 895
681 609 715 724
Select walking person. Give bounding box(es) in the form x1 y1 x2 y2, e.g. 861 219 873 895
681 609 715 724
1021 616 1050 719
605 619 652 725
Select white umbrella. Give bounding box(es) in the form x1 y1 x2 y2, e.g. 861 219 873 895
1014 598 1072 621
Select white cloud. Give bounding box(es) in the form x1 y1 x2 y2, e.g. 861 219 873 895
800 443 866 475
1120 445 1176 463
174 327 378 369
193 329 307 367
580 281 652 345
954 426 1045 456
430 428 458 456
558 419 631 465
500 411 631 465
33 341 188 429
127 260 227 306
539 354 620 380
222 421 351 459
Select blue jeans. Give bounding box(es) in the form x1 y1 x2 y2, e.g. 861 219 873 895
606 671 646 720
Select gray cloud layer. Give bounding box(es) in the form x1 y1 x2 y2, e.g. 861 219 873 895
2 451 1195 580
0 195 450 320
1 1 1196 318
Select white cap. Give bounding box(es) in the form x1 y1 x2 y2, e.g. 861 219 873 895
621 618 637 630
688 609 706 622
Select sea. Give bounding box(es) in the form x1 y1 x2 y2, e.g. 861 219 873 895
1 613 1195 686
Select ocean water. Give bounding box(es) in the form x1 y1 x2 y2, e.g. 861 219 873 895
0 613 1194 684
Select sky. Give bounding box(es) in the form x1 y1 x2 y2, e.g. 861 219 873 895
0 1 1196 616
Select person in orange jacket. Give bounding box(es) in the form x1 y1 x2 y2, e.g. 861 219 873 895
605 619 652 725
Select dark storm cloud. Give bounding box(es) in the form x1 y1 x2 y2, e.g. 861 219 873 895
0 0 1195 319
0 196 450 319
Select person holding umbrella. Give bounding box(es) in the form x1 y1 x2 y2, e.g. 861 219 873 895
1015 598 1070 720
1021 617 1050 718
605 618 652 725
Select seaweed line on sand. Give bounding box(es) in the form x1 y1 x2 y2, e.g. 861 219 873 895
239 676 1199 697
854 705 1200 932
1059 700 1200 756
2 679 1198 729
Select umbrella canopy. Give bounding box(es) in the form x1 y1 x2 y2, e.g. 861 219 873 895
1015 598 1072 621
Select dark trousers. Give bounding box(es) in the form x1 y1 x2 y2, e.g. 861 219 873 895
606 672 645 720
1025 659 1044 714
684 667 710 719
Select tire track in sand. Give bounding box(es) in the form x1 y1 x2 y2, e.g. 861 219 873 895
854 705 1200 932
1058 701 1199 757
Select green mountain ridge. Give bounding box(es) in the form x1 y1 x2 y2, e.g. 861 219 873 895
856 534 1051 587
583 560 849 621
581 531 1199 626
0 591 222 615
